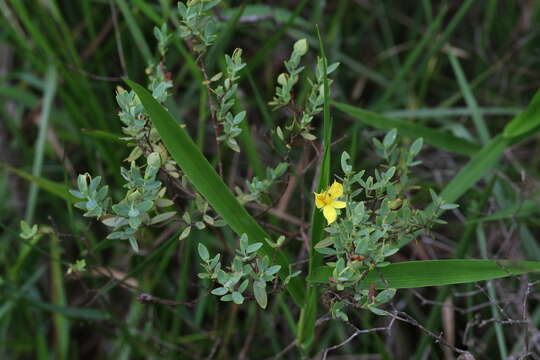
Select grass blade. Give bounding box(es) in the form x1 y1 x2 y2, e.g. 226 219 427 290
503 88 540 139
383 107 521 119
372 6 447 109
333 101 481 156
3 165 75 203
448 51 490 144
309 260 540 288
476 225 508 357
50 231 69 360
115 0 152 61
247 0 309 72
25 65 58 224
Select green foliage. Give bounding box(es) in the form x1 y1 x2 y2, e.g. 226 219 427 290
71 153 175 252
271 39 339 144
66 260 86 275
236 162 288 204
19 220 38 240
269 38 308 109
315 130 456 319
127 79 306 305
198 234 283 309
208 48 247 152
296 57 339 141
177 0 221 53
70 174 110 218
153 24 172 58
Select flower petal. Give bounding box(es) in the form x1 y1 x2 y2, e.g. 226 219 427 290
328 181 343 199
323 205 337 224
314 193 325 208
332 201 346 209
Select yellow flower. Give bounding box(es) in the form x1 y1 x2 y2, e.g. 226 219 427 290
314 181 346 224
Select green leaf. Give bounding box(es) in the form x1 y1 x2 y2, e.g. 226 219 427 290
503 88 540 138
309 260 540 288
198 243 210 262
128 237 139 253
409 138 423 157
266 265 281 276
383 128 397 148
253 281 267 309
368 306 389 316
211 287 228 296
149 211 177 225
246 242 263 254
19 220 38 239
125 79 304 305
375 288 396 305
231 291 244 304
333 102 481 156
179 226 191 241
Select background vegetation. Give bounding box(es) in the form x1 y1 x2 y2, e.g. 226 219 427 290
1 0 540 359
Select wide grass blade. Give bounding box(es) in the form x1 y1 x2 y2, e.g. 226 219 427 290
309 260 540 289
333 102 481 156
125 79 305 306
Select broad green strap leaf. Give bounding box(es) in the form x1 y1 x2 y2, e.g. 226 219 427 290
126 79 305 306
333 101 481 156
309 260 540 289
503 88 540 139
